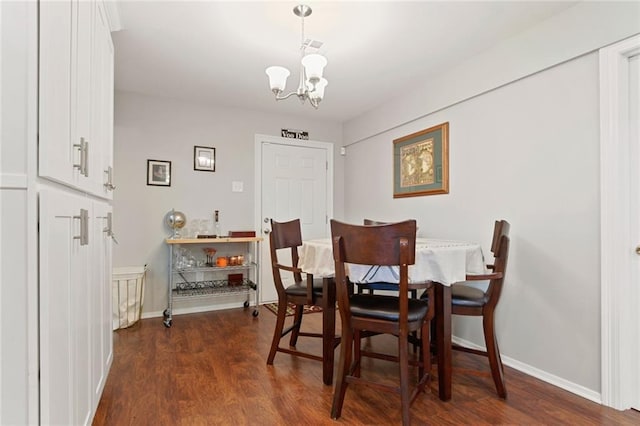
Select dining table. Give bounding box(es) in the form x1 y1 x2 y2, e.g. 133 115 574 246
298 237 487 401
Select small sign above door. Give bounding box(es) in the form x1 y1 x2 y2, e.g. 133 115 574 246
281 128 309 140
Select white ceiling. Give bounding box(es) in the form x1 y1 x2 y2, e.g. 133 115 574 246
113 1 578 123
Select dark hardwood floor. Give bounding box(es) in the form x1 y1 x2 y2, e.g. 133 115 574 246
94 307 639 425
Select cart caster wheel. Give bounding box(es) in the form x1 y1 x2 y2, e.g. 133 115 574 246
243 300 250 308
163 319 172 328
163 309 170 318
252 310 259 317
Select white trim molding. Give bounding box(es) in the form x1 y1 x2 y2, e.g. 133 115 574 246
0 173 28 189
600 33 640 410
453 337 602 404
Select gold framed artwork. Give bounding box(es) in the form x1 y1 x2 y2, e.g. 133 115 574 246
393 122 449 198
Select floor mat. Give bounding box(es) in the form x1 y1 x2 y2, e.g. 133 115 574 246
263 302 323 316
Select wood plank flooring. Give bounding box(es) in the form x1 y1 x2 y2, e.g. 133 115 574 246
93 307 639 425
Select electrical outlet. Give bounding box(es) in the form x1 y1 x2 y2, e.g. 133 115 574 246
232 181 244 192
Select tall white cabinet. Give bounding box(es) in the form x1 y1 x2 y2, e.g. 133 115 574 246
39 0 115 198
0 0 115 423
38 0 116 424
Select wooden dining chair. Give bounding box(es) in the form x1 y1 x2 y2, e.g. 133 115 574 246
330 219 434 426
266 218 340 385
450 219 511 398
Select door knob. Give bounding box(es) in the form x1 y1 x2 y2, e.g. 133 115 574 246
636 245 640 255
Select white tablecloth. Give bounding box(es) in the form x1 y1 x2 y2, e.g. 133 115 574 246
298 238 486 286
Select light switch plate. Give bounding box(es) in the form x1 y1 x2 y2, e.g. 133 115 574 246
232 181 244 192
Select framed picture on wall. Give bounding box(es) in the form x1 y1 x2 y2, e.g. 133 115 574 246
393 122 449 198
147 159 171 186
194 146 216 172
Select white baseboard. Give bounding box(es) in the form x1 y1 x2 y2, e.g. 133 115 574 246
142 301 259 320
452 336 602 404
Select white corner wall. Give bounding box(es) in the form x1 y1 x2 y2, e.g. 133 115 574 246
0 1 38 424
341 1 640 401
113 92 343 316
344 51 601 395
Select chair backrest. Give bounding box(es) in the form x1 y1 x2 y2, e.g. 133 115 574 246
490 220 510 256
363 219 388 226
485 232 510 309
269 219 303 287
330 219 417 322
332 220 416 267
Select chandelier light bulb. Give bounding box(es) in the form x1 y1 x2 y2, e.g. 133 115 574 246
308 78 328 100
301 53 327 84
265 66 290 93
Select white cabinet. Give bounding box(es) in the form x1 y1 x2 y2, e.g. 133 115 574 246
39 0 115 199
39 191 113 425
39 189 92 426
37 0 114 423
90 201 114 413
38 0 74 187
91 1 116 198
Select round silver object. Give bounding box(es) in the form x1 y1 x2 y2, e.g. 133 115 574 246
293 4 312 18
166 211 186 229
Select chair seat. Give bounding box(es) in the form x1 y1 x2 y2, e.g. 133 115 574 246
350 294 429 322
451 282 489 308
357 281 400 291
284 277 325 297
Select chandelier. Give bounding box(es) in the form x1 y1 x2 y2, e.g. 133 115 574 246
265 4 328 109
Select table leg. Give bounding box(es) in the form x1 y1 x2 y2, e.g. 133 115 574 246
435 283 452 401
322 277 337 385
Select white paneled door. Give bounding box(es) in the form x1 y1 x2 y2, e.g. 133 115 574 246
600 34 640 411
256 135 333 303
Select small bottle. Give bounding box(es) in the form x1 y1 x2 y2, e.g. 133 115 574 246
214 210 221 238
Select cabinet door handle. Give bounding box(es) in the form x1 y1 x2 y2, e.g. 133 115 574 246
104 166 116 191
83 140 89 177
73 138 84 174
73 137 89 177
103 212 119 244
73 208 89 246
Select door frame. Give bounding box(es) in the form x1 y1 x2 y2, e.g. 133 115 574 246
253 134 334 302
600 34 640 410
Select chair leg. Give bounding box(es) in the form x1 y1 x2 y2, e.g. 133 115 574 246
267 298 289 365
322 283 337 386
483 313 507 398
353 329 362 377
331 327 353 420
419 319 431 385
398 330 411 426
289 304 304 347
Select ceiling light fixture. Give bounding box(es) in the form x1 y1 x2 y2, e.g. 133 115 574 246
265 4 328 109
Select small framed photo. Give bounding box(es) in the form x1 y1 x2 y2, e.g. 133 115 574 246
194 146 216 172
393 122 449 198
147 159 171 186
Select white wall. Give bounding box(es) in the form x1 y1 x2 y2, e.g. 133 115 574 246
344 1 640 145
113 92 343 316
0 1 38 424
340 0 640 402
344 51 601 393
